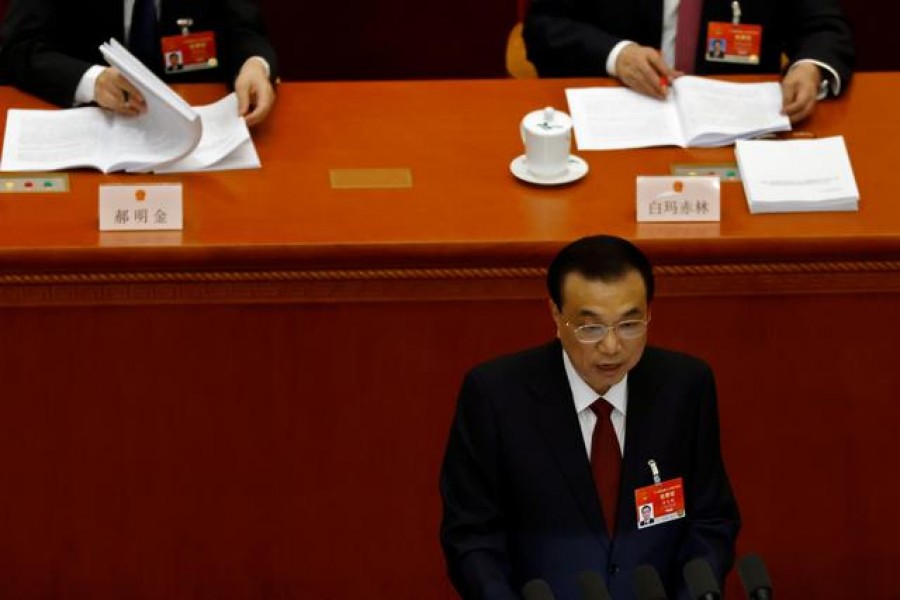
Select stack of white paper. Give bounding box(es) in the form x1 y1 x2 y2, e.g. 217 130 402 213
565 76 791 150
735 136 859 214
0 39 259 173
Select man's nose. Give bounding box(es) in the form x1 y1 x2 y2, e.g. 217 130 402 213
597 329 620 354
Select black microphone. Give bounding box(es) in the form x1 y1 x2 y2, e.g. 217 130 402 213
738 554 774 600
522 578 557 600
578 570 612 600
683 557 721 600
632 564 668 600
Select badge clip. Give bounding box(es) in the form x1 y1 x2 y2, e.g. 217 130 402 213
648 459 662 485
176 18 194 35
731 1 742 24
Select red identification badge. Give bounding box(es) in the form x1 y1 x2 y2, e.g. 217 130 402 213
705 22 762 65
634 477 686 529
161 31 219 74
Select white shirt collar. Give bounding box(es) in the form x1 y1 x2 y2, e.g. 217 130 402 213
562 348 628 416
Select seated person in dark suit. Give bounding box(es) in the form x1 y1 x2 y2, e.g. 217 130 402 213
523 0 854 123
0 0 279 125
440 235 740 600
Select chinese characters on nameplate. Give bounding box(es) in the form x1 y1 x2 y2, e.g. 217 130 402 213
636 176 721 222
98 183 183 231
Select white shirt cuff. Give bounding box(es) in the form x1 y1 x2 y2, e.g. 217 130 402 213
606 40 636 77
74 65 107 106
790 59 842 99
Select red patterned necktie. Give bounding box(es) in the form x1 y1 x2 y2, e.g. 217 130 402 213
590 398 621 536
674 0 703 73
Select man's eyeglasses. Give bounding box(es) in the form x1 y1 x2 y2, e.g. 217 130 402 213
564 317 650 344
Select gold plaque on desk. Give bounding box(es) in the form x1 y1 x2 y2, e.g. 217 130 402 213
329 168 413 190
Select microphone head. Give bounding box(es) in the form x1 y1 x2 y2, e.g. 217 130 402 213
578 570 612 600
632 564 668 600
738 554 773 599
522 578 556 600
683 558 721 599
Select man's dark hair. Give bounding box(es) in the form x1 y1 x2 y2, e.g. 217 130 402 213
546 235 655 310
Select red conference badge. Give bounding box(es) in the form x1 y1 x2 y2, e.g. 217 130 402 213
705 22 762 65
634 477 686 529
161 31 219 73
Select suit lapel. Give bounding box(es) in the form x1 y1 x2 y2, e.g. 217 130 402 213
103 0 125 41
528 342 609 544
617 351 663 530
643 0 664 43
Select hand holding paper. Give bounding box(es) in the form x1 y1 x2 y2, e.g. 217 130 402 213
1 39 261 174
95 67 146 116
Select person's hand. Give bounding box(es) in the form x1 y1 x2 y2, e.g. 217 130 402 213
94 67 146 115
235 58 276 127
615 44 680 100
781 62 822 124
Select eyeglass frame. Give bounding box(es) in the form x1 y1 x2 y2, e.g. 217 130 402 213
562 315 651 344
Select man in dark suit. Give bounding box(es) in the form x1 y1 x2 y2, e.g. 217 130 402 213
523 0 854 123
440 235 740 600
0 0 279 125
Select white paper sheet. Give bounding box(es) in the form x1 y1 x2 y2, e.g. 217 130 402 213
566 76 791 150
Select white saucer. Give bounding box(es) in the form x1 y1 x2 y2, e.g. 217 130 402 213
510 155 589 186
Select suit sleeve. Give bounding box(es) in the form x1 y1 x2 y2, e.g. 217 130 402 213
785 0 854 93
522 0 619 77
0 0 94 106
219 0 280 84
440 372 520 600
676 364 741 591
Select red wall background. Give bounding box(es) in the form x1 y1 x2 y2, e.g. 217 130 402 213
0 289 898 598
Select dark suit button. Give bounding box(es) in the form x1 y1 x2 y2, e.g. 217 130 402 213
608 563 619 575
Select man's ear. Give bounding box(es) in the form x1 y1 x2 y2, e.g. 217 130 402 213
549 299 562 338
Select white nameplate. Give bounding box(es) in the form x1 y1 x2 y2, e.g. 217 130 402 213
99 183 183 231
636 176 720 222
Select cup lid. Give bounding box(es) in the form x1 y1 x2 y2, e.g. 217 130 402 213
522 106 572 134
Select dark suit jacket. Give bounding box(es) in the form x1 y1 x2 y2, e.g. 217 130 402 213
440 341 740 600
0 0 279 107
523 0 853 89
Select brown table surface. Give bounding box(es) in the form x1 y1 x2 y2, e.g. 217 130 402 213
1 73 899 273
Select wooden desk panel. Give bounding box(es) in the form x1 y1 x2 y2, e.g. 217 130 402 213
0 76 898 598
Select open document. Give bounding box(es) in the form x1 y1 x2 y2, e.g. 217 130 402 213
155 94 259 173
566 76 791 150
735 136 859 214
1 39 258 173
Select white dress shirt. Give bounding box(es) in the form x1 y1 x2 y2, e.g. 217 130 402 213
562 349 628 458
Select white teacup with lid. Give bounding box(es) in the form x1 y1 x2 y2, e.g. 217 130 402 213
520 107 573 178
